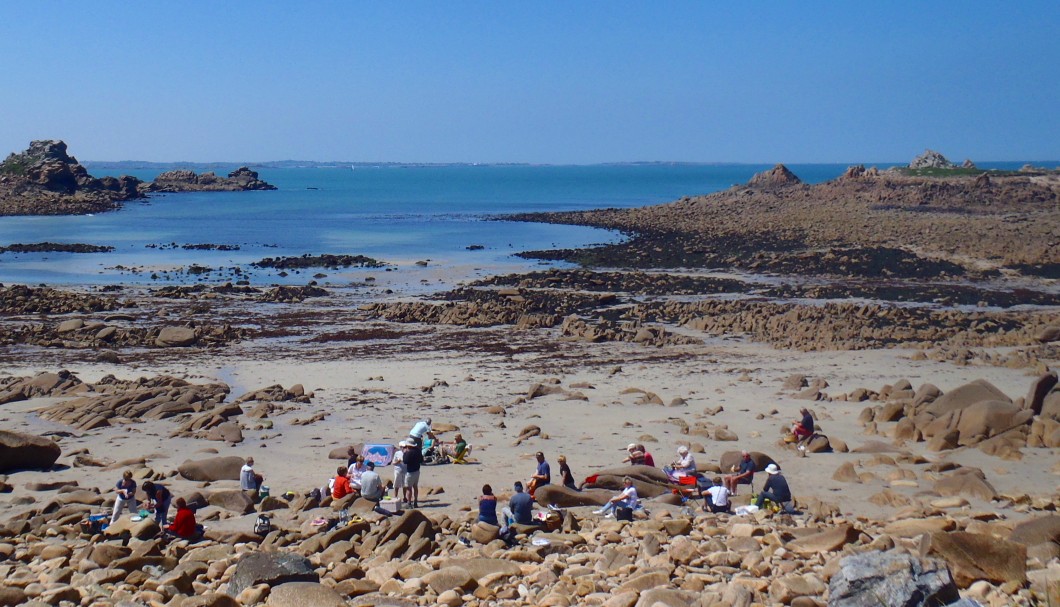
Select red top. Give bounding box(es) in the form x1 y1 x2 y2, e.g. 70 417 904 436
167 506 196 538
333 475 353 499
643 452 656 467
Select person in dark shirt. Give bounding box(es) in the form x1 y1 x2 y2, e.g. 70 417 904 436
793 408 815 442
477 484 499 526
502 481 534 525
403 442 423 508
558 455 578 491
141 481 172 526
723 451 755 496
528 451 551 499
755 464 792 510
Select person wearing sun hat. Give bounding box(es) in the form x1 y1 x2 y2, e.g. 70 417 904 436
755 463 792 510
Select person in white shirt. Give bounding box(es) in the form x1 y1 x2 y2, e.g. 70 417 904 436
665 445 696 479
408 418 435 447
240 458 259 494
703 476 731 513
392 441 407 505
593 476 639 518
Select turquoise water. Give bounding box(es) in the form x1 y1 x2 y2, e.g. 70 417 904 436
0 162 1027 286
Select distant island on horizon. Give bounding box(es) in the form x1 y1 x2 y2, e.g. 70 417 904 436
82 158 1060 172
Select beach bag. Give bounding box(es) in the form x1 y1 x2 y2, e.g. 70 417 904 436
534 510 563 531
616 507 634 522
254 514 272 536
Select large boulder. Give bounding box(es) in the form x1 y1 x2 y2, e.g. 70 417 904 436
933 469 997 502
828 550 959 607
0 431 61 472
227 551 318 596
178 456 245 481
787 524 861 555
207 490 256 514
534 485 610 508
266 582 345 607
924 532 1026 588
921 401 1033 445
1008 515 1060 547
909 149 955 169
719 451 775 474
155 326 198 347
590 465 670 484
925 380 1010 417
1026 372 1058 416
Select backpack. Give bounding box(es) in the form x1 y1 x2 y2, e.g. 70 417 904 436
254 514 272 536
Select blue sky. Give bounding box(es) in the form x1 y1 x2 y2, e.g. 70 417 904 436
1 3 1056 163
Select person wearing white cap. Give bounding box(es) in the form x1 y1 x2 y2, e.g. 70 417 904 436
393 441 408 507
755 463 792 511
622 443 646 466
665 445 696 479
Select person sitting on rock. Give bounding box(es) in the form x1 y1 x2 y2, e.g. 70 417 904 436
792 408 814 443
755 464 793 512
349 456 367 490
638 444 656 467
501 481 534 526
593 476 639 518
623 443 646 466
664 445 696 479
478 484 499 526
111 470 138 525
240 457 262 497
164 497 202 540
558 455 578 491
141 481 172 526
527 451 551 499
332 466 354 500
703 476 731 513
359 461 393 517
723 451 755 496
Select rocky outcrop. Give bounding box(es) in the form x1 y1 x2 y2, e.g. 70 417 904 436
144 167 276 192
0 140 143 215
910 149 955 169
828 550 959 607
748 164 802 188
0 431 62 472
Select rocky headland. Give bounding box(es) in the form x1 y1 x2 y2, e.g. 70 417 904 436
0 141 143 215
0 140 276 216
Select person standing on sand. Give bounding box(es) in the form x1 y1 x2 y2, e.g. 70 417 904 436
111 470 137 524
404 440 423 508
393 441 407 506
408 418 435 447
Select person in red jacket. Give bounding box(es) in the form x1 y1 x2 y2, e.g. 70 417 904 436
332 466 354 500
165 498 199 540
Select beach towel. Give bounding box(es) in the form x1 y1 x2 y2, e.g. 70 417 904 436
361 444 397 466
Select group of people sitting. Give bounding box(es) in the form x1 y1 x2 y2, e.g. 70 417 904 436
110 470 203 541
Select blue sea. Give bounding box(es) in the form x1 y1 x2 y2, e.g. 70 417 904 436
0 162 1033 287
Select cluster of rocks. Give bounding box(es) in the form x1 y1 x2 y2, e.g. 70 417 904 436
559 315 701 348
0 140 143 215
143 167 276 193
1 319 252 351
909 150 956 170
472 269 751 297
0 242 113 255
0 285 122 315
252 254 384 270
747 164 802 188
0 462 1055 606
844 373 1060 460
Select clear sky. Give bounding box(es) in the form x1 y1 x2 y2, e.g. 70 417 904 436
1 3 1056 164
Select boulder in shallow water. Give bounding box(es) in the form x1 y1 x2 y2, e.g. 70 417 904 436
155 326 198 347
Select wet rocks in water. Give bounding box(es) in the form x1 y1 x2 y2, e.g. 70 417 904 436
0 284 121 314
252 254 383 270
0 242 114 254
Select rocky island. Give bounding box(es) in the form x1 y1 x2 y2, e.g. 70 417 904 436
143 166 277 193
0 140 276 216
0 140 143 215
